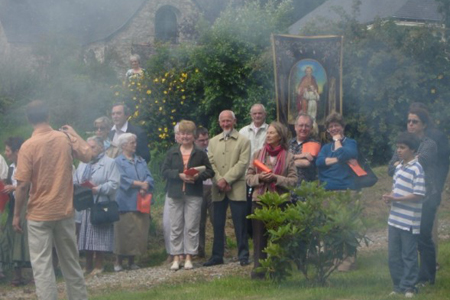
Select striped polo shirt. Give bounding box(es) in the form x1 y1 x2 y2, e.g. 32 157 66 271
388 158 426 234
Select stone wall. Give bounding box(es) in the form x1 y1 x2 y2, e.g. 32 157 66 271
85 0 200 80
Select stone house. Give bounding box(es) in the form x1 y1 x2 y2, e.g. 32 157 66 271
0 0 234 78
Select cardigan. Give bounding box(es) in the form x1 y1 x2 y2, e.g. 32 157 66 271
161 145 214 198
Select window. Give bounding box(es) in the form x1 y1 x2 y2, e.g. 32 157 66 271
155 6 178 43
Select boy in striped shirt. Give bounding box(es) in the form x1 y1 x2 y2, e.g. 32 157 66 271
383 132 425 298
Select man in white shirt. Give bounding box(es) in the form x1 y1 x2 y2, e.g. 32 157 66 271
109 103 150 162
239 104 268 238
239 104 268 156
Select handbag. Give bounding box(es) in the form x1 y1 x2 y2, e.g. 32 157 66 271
73 185 94 211
352 154 378 190
137 193 152 214
90 195 120 225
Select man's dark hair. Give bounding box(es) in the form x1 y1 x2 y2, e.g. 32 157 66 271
396 132 420 152
112 102 131 116
195 127 209 139
408 107 430 127
5 136 24 153
26 100 49 125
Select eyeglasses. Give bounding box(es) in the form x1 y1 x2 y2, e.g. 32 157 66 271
407 119 420 125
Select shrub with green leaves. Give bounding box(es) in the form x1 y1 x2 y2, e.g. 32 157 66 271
249 181 368 285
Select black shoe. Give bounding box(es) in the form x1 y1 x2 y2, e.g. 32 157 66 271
240 259 250 266
203 258 224 267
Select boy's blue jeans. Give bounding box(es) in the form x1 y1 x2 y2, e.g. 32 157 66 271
388 225 419 293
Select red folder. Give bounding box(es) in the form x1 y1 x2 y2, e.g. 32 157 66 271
254 159 271 173
302 142 321 157
0 182 10 212
137 193 152 214
347 159 367 176
184 168 199 176
81 181 95 189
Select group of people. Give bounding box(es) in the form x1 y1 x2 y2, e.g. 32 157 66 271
0 95 447 300
384 103 449 297
0 101 154 299
158 103 364 279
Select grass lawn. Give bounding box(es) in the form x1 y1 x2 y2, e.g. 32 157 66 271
89 242 450 300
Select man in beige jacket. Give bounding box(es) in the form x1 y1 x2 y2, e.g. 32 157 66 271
204 110 251 267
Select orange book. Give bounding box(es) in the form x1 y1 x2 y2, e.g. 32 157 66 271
347 159 367 177
302 142 321 157
253 159 271 173
137 193 152 214
0 182 10 212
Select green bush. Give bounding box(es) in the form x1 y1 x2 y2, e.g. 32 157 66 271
249 181 368 285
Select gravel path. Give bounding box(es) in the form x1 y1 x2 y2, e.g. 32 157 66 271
2 221 449 300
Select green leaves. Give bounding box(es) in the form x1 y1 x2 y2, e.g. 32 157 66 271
248 182 367 285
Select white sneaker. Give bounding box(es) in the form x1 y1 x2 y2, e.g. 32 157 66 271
388 291 398 296
184 260 193 270
405 291 414 298
170 261 180 270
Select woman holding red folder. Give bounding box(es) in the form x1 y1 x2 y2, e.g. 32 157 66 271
74 136 120 275
316 113 358 191
162 120 214 271
246 121 297 279
316 113 359 272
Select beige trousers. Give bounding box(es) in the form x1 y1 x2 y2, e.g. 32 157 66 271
166 194 202 255
28 217 87 300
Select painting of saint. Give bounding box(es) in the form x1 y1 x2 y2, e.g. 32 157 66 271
288 60 327 124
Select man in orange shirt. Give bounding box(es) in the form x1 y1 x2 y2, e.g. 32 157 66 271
13 100 92 300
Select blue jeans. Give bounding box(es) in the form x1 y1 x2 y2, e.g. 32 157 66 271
388 225 419 293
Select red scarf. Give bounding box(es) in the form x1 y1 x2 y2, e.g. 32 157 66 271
258 144 286 193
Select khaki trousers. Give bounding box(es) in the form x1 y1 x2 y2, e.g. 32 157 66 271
28 217 87 300
167 194 202 255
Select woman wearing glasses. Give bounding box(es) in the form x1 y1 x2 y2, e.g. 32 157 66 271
94 116 120 158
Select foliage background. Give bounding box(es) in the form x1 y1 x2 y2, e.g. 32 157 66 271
0 0 449 166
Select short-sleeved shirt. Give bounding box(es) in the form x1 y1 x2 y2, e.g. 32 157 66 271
388 158 426 234
15 125 92 221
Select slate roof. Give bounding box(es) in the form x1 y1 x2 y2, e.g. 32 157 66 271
0 0 147 45
289 0 443 34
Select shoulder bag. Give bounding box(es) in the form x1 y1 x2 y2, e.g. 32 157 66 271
90 194 120 225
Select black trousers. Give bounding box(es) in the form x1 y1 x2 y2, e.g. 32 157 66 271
418 194 439 284
251 202 267 270
211 197 249 261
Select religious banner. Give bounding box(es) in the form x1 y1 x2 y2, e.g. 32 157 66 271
272 34 343 133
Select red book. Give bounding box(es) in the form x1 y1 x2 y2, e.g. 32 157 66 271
302 142 321 157
347 159 367 177
254 159 271 173
81 181 95 189
0 181 10 213
184 166 206 176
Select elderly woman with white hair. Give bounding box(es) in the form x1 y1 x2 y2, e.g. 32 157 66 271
74 136 120 276
114 133 154 272
125 54 145 80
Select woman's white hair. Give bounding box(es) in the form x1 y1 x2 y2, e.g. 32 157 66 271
117 133 137 150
